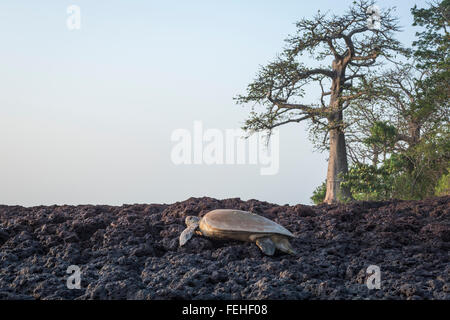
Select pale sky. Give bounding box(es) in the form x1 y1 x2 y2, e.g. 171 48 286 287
0 0 427 206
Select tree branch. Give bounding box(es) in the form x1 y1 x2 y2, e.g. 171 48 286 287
296 68 335 79
267 93 328 116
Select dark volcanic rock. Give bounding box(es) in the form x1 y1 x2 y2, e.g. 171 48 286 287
0 196 449 300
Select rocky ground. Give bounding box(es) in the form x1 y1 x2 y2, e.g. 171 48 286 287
0 196 449 300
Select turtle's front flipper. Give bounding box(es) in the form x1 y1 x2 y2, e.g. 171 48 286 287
255 237 276 256
179 224 198 246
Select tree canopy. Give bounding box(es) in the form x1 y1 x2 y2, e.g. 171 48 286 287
236 0 406 203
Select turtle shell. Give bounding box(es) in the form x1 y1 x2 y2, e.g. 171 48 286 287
202 209 295 238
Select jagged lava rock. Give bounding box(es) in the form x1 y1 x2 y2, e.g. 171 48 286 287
0 196 448 300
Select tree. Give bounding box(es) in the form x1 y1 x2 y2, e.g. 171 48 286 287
340 0 450 201
345 62 449 167
412 0 449 70
411 0 449 130
235 0 404 203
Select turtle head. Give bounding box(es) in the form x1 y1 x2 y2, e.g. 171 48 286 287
185 216 200 227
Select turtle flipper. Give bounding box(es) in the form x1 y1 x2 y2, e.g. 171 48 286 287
255 237 276 256
179 224 198 246
272 236 297 255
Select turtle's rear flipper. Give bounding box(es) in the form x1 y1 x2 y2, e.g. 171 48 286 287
272 236 297 255
255 237 276 256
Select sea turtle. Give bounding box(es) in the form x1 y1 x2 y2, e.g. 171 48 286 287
179 209 296 256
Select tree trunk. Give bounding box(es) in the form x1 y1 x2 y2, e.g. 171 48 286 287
372 144 379 167
324 119 351 204
323 61 351 204
408 120 421 146
405 120 421 174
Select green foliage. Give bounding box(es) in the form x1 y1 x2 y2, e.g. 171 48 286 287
311 121 449 203
411 0 449 69
340 163 396 201
411 0 449 125
364 121 398 146
435 169 450 196
393 127 450 199
336 126 450 201
311 182 327 205
363 121 398 160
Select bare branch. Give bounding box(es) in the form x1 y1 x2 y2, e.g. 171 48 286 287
267 93 328 116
